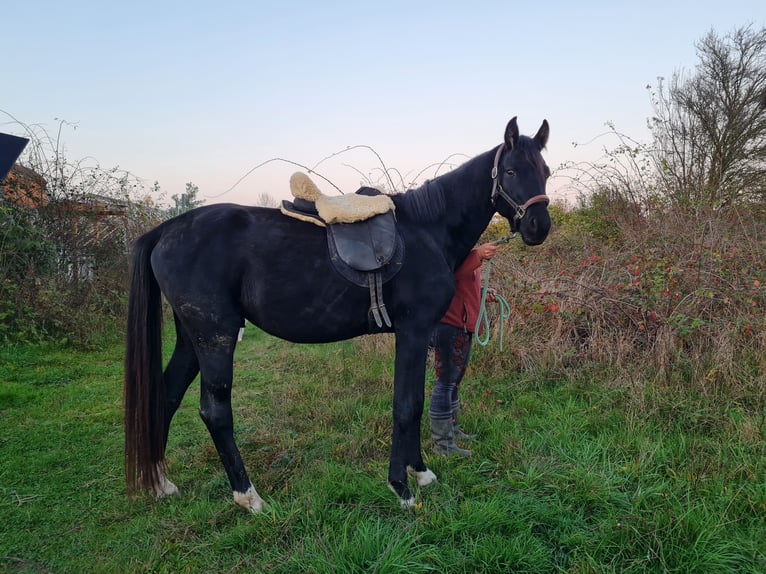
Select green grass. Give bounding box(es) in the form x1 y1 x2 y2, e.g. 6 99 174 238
1 328 764 573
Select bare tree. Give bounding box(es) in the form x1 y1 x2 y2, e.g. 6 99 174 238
648 25 766 206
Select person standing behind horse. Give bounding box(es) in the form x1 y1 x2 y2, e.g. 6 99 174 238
429 241 499 457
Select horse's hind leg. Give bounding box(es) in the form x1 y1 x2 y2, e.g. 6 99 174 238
154 314 201 498
196 341 264 513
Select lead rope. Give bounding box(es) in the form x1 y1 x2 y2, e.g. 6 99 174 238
474 235 515 348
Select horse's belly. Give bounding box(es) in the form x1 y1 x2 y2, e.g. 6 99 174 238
246 280 375 344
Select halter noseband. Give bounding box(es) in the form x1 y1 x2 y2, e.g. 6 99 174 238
490 144 550 220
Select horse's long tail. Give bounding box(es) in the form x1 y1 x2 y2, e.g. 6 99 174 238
124 228 165 495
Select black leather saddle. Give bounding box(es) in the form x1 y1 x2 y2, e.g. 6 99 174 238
281 187 404 328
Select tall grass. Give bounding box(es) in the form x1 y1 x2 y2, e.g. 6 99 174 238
2 315 765 572
473 202 766 421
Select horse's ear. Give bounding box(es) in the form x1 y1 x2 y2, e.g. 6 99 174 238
534 120 550 149
504 117 519 149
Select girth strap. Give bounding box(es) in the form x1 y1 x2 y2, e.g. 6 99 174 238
368 272 392 328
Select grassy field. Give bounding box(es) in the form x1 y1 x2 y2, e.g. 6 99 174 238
1 326 765 573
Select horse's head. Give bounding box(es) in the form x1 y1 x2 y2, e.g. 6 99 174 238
492 117 552 246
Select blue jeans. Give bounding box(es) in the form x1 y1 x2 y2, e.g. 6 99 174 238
428 323 473 421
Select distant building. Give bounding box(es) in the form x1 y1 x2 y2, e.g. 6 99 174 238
1 163 49 208
1 162 130 283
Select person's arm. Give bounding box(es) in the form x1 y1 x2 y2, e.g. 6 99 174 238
455 243 499 277
454 249 482 279
455 242 499 279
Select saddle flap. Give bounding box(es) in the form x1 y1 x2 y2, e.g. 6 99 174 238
328 211 397 271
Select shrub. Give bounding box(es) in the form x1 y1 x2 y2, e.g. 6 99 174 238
471 202 766 419
0 201 56 341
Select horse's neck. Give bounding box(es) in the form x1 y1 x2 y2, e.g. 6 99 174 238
438 149 496 267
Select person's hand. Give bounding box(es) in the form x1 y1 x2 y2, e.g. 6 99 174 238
485 287 498 302
476 243 499 261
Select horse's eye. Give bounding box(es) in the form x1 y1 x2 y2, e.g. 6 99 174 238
505 169 516 177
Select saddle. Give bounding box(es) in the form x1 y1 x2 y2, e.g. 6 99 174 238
280 173 404 328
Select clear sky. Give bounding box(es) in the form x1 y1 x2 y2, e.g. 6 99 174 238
3 0 763 205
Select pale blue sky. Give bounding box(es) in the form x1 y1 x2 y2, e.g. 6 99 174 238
3 1 763 205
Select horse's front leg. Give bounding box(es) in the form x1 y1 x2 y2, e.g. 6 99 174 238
388 328 437 507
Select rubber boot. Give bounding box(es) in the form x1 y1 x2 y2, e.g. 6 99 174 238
430 416 471 458
452 404 478 442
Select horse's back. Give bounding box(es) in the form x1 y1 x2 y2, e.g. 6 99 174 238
149 204 280 291
147 203 374 343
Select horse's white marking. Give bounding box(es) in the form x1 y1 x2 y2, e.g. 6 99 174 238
385 468 438 510
153 466 179 498
233 484 265 513
387 482 416 509
407 466 437 487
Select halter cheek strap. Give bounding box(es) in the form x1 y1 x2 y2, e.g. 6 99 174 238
490 144 550 220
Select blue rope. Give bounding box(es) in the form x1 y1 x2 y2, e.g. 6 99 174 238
474 259 511 348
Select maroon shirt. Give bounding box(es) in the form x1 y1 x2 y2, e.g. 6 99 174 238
440 249 483 333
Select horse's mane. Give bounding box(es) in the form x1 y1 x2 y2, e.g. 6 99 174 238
391 179 447 224
391 147 498 224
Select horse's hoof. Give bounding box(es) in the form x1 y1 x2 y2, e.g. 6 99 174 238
408 466 437 487
233 485 265 513
387 480 415 508
153 476 179 498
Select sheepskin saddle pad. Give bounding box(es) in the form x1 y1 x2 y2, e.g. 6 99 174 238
283 172 395 226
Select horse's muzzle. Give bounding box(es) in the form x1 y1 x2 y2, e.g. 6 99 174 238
519 204 552 246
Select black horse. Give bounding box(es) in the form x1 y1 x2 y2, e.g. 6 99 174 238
124 117 552 511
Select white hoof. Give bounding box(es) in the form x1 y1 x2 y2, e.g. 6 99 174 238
233 485 265 513
152 466 179 498
387 482 416 509
408 466 438 487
